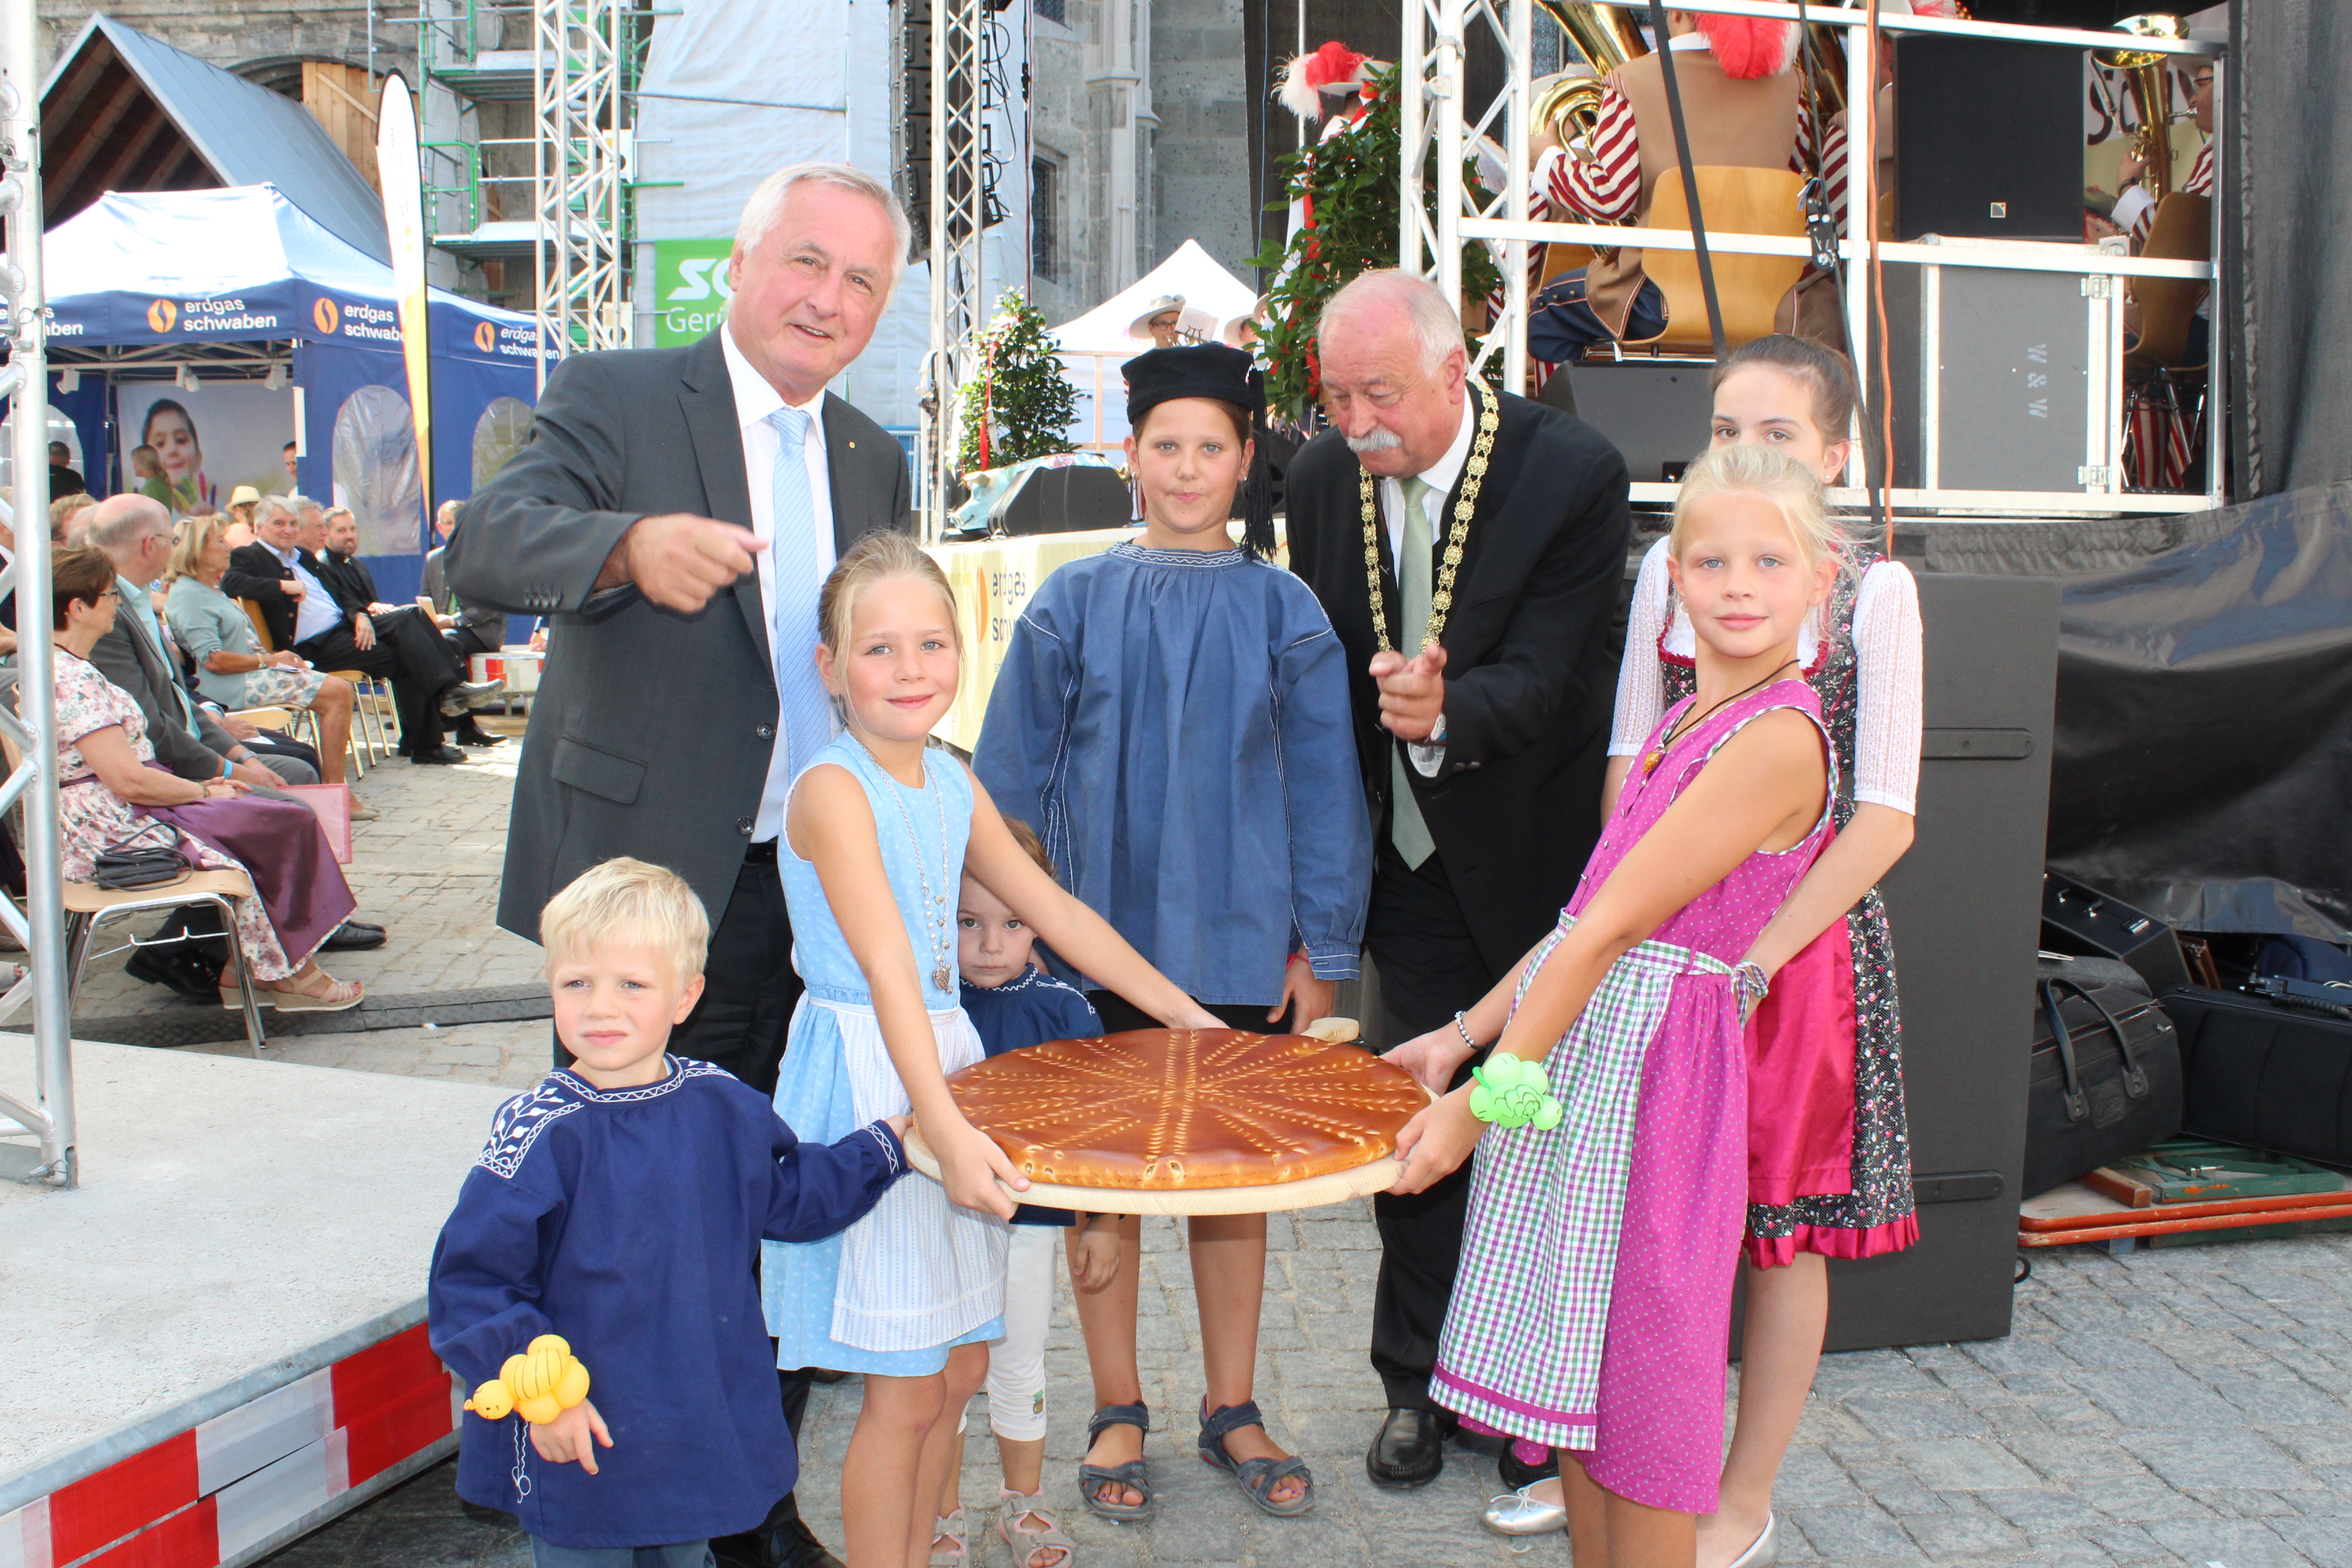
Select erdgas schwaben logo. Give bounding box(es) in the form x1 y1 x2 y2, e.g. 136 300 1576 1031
315 298 340 334
475 321 497 354
149 299 178 332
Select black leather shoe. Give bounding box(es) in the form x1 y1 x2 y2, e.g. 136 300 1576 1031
321 921 388 952
710 1490 845 1568
408 745 467 764
1366 1407 1446 1489
455 725 508 747
1499 1438 1561 1490
125 946 221 1003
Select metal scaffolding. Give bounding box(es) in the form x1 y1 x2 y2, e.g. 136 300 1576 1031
1401 0 2225 517
534 0 634 375
921 0 991 534
1 0 78 1188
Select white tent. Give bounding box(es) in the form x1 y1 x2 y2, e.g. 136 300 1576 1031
1053 240 1260 448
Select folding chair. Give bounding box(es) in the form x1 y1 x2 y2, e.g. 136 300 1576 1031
241 598 383 772
1620 167 1810 357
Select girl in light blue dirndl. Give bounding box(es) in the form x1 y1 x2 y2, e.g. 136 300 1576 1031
760 534 1224 1567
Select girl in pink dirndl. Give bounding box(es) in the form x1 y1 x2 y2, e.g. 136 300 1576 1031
1384 442 1844 1567
1608 337 1925 1568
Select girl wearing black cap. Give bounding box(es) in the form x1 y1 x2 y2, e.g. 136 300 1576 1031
973 343 1371 1521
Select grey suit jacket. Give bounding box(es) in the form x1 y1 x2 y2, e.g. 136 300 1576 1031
446 329 913 943
88 590 240 781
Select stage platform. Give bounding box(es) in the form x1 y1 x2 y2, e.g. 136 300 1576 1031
0 1036 512 1568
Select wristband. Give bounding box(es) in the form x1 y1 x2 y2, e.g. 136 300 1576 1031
1452 1010 1477 1054
220 757 235 779
1467 1055 1563 1130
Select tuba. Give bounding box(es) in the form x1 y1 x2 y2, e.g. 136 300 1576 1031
1533 1 1648 165
2097 14 2189 202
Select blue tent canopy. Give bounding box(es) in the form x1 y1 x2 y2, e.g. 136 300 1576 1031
43 184 542 370
35 185 544 606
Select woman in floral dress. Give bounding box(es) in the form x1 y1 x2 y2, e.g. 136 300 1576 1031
44 544 361 1009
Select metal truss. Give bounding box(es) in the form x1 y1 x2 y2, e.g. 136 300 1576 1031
1403 0 2227 514
1399 0 1534 393
921 0 990 534
0 0 78 1187
534 0 632 378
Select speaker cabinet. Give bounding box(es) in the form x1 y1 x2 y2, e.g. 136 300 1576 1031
1896 35 2085 242
1554 361 1716 485
1730 573 2059 1353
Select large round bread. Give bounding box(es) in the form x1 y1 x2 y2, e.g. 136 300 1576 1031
941 1027 1427 1197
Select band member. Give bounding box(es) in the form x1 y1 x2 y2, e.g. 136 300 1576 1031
1527 12 1835 361
2112 61 2217 252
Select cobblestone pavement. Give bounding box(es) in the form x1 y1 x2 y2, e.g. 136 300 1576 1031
105 728 2345 1568
270 1208 2352 1568
70 721 550 1083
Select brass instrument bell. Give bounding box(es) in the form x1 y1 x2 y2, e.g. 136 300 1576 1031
1531 0 1647 162
2097 13 2190 202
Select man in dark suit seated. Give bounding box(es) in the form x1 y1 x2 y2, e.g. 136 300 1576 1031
1286 269 1632 1494
447 159 917 1568
223 495 497 764
329 504 505 749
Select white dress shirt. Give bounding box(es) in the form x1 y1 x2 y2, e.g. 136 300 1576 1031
272 543 344 644
722 323 839 843
1381 395 1477 774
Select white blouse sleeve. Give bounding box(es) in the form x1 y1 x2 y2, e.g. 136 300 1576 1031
1609 538 1674 756
1849 560 1925 816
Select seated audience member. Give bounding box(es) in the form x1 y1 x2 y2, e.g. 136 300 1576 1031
81 497 317 789
315 506 399 613
282 440 301 491
225 485 263 550
416 503 509 749
50 442 86 500
166 514 369 808
223 495 497 765
51 491 96 545
44 544 365 1011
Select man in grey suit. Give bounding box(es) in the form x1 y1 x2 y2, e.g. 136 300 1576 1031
82 496 316 791
447 162 911 1568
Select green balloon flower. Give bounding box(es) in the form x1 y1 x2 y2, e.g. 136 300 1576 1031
1467 1055 1564 1130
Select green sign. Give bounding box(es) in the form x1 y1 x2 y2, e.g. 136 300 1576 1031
651 238 737 347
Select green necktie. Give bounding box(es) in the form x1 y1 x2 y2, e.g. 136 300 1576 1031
1390 476 1438 869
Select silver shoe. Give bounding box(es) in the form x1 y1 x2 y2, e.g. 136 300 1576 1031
1725 1513 1780 1568
1482 1480 1568 1536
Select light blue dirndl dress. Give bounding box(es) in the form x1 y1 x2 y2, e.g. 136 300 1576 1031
762 734 1009 1376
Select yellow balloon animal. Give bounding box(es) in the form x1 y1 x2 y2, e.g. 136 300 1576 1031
463 1334 592 1426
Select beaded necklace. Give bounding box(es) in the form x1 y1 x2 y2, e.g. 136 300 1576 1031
1358 380 1501 654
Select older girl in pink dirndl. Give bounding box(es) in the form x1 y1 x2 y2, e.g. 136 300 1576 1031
1384 443 1846 1568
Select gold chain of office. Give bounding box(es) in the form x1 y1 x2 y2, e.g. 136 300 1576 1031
1360 380 1500 655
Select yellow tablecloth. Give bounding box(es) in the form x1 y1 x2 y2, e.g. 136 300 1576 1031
926 528 1135 750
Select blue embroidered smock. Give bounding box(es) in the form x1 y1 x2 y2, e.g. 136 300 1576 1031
961 968 1104 1227
974 542 1371 1007
429 1057 904 1550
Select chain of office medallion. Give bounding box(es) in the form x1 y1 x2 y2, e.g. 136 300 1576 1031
1359 380 1501 654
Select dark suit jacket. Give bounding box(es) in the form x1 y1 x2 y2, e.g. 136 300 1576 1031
1287 390 1632 972
321 551 382 610
445 328 913 943
221 544 312 650
421 544 504 640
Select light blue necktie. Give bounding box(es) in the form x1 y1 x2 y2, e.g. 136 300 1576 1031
1390 477 1439 869
765 406 835 774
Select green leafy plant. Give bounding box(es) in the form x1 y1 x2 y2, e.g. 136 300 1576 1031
1245 65 1506 425
956 289 1079 478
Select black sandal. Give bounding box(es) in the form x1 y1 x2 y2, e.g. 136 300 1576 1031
1198 1398 1314 1517
1077 1401 1154 1522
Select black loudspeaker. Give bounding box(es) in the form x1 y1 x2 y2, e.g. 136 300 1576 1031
2040 868 2193 996
1809 574 2057 1352
1895 35 2085 242
998 465 1132 536
1554 361 1714 485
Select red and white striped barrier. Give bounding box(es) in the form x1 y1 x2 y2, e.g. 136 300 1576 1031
0 1324 456 1568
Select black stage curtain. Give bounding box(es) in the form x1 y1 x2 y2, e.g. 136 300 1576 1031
1944 483 2352 943
2227 1 2352 497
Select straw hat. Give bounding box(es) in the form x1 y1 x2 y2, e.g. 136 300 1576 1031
227 484 263 507
1128 295 1188 341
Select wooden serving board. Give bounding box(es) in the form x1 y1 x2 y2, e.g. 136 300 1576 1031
902 1119 1414 1215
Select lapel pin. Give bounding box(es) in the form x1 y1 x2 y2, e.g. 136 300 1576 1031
847 440 856 449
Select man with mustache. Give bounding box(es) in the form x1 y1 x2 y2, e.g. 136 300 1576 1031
1285 270 1632 1493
